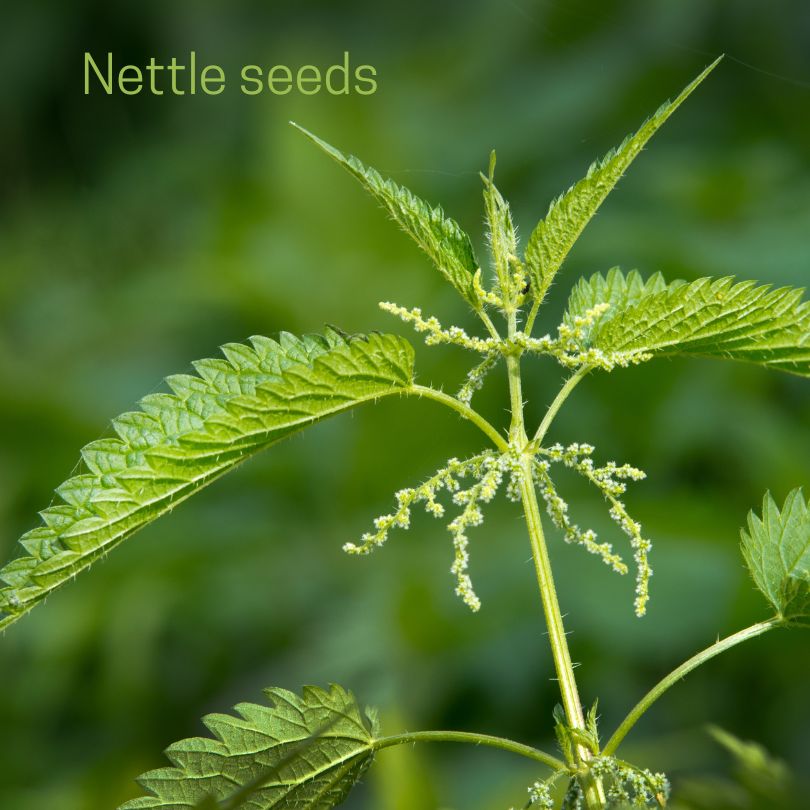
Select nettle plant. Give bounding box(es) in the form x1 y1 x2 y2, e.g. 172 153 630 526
1 58 808 809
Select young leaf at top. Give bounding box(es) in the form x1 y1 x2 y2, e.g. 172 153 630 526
560 270 810 376
524 56 721 306
741 489 809 621
291 123 481 308
119 684 379 810
0 330 414 631
481 151 520 307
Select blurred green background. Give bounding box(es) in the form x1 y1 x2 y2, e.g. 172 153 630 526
1 1 808 808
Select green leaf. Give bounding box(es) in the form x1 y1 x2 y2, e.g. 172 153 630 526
562 270 810 376
562 267 668 337
119 684 379 810
0 330 414 630
524 57 721 302
481 151 518 302
552 704 575 766
292 122 480 308
741 489 810 620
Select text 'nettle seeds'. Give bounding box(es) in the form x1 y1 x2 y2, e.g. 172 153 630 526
83 51 378 96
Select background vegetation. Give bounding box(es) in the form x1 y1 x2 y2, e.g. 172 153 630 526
0 1 808 807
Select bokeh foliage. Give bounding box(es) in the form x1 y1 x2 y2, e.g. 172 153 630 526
0 1 808 807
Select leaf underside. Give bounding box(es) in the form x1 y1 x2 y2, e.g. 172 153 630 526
524 57 721 299
292 123 480 308
0 330 414 630
119 684 378 810
741 489 809 620
564 268 810 376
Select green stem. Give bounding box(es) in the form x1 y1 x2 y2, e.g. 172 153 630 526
530 366 590 448
410 384 508 452
519 455 606 808
518 460 585 730
504 328 604 806
504 327 580 725
411 385 509 453
602 618 781 756
373 730 566 771
504 306 528 444
478 307 502 342
524 296 543 336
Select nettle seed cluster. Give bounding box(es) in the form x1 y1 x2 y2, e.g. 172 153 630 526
525 757 669 810
349 298 654 617
345 450 523 612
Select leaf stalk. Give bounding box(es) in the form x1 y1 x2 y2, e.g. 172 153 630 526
410 384 509 452
603 617 782 756
373 730 566 771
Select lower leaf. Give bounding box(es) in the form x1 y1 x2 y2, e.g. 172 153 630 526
0 330 414 630
119 684 379 810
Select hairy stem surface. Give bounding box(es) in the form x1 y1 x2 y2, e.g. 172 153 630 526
518 457 605 807
410 384 508 452
524 296 543 337
506 325 604 805
518 457 585 730
531 366 590 448
373 730 566 771
603 618 781 756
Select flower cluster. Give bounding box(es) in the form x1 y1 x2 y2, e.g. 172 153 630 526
344 455 489 555
589 757 670 808
555 345 652 371
537 442 652 617
525 752 668 809
472 267 507 309
379 297 653 417
533 460 628 575
448 455 505 611
380 298 507 406
526 779 555 809
457 351 501 406
511 332 556 354
558 302 612 341
509 771 566 810
379 301 498 353
348 451 525 612
519 302 652 371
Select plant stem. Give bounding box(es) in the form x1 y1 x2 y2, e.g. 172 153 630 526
518 457 604 809
373 730 566 771
506 360 528 446
602 617 781 757
411 384 508 452
505 327 581 732
505 326 604 805
524 296 543 336
518 459 584 729
531 366 590 448
478 307 502 342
